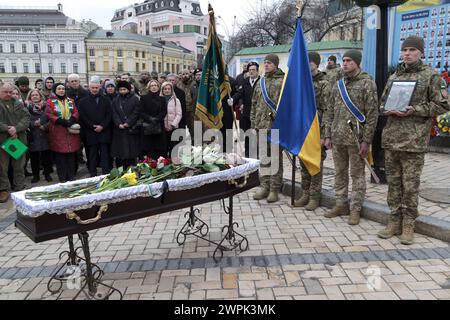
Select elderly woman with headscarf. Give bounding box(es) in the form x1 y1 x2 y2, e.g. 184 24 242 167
160 81 182 157
45 83 81 182
110 80 141 169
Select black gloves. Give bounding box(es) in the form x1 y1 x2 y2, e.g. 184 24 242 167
68 116 77 126
55 118 71 127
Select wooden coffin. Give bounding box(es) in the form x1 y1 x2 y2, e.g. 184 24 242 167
15 172 259 243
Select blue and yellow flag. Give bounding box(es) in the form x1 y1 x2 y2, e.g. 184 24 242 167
270 18 322 176
195 4 231 129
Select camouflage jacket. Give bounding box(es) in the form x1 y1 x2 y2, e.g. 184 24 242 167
326 65 344 86
323 70 379 146
251 68 285 130
177 79 196 111
313 71 332 136
380 61 450 153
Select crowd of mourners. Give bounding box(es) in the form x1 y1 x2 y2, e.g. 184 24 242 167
0 68 220 203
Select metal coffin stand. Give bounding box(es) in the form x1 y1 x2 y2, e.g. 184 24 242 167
15 172 259 300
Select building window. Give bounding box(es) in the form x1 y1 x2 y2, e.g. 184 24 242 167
146 20 150 35
172 64 175 73
0 44 2 53
73 63 78 74
89 48 95 56
34 44 39 53
340 27 345 41
173 25 180 33
72 44 77 53
48 44 52 53
0 63 5 73
184 25 201 33
48 63 53 74
166 63 170 72
22 44 27 53
136 50 139 58
118 62 123 72
60 44 65 53
90 62 96 71
204 27 207 35
142 63 146 70
117 49 123 57
170 1 174 7
176 64 180 73
152 62 156 71
61 63 66 74
23 63 29 73
142 51 145 58
136 62 140 72
161 1 164 7
35 63 41 74
10 44 15 53
11 63 17 73
158 62 161 72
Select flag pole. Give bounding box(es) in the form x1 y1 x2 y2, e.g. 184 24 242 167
208 4 244 156
290 0 305 206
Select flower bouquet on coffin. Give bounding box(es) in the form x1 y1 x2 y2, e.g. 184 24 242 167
25 145 244 202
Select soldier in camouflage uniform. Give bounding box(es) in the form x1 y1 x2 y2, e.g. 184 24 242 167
323 50 379 225
377 36 450 245
251 54 285 203
326 55 344 85
177 70 197 142
294 52 332 211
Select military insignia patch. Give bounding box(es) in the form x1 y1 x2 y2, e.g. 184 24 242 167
440 78 447 90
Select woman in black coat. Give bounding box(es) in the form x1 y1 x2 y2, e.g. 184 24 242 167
135 80 167 160
110 81 141 169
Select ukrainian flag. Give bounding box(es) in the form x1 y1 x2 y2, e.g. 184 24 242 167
270 18 321 176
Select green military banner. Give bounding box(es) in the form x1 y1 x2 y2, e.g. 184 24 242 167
195 4 231 130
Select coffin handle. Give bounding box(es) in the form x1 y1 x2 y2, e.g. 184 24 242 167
229 174 248 188
66 205 108 225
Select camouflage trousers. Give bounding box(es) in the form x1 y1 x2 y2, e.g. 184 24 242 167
258 133 283 192
300 147 327 200
385 150 425 220
332 144 366 212
0 151 25 191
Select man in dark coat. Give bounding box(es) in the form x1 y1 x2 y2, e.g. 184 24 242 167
77 80 112 177
228 62 260 157
66 74 88 103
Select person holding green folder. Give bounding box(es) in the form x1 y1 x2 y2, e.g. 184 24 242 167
0 82 31 203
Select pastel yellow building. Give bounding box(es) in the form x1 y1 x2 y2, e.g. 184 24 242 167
86 29 196 79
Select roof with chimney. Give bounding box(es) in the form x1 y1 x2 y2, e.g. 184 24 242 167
87 29 193 53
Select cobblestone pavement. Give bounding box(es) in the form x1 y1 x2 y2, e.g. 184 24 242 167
284 152 450 223
1 188 450 300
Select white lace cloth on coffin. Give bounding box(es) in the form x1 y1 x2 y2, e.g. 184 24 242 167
12 158 260 218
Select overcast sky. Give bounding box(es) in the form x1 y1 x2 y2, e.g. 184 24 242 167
2 0 274 38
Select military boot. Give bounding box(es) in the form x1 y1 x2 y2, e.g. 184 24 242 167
400 216 415 245
0 191 10 203
348 210 361 225
267 191 279 203
253 188 270 200
377 215 402 239
293 193 309 207
324 204 350 218
305 199 320 211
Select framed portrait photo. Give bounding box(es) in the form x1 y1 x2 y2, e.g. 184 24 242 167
384 80 417 112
